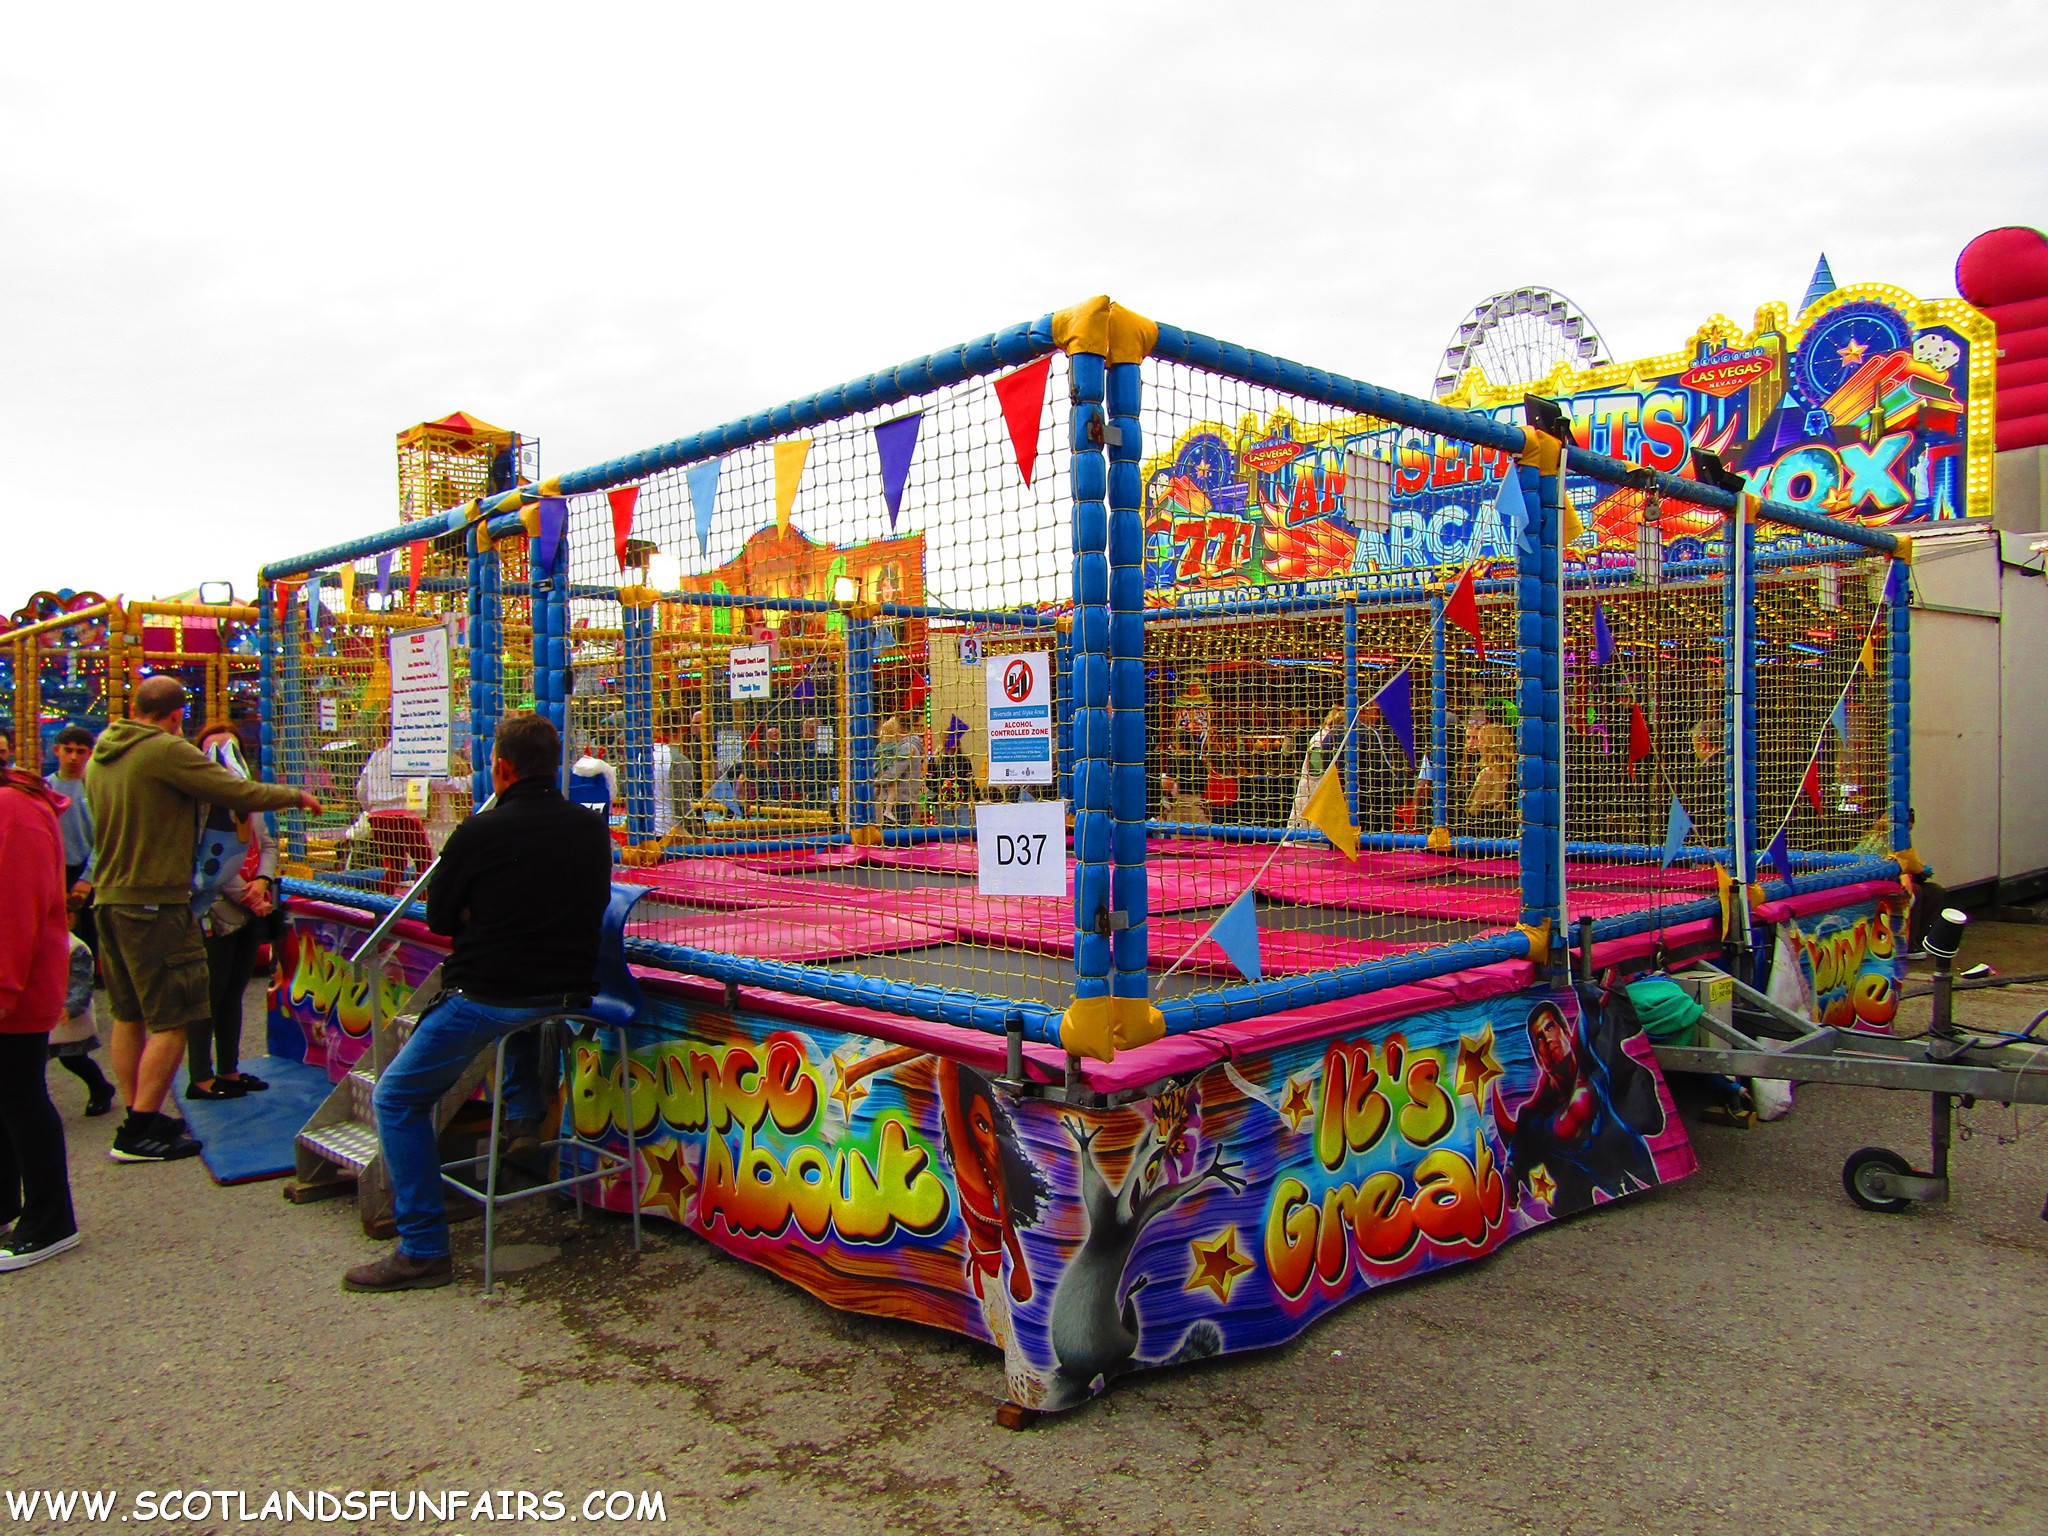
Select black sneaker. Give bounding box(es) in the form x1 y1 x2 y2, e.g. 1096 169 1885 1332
0 1232 80 1272
108 1115 203 1163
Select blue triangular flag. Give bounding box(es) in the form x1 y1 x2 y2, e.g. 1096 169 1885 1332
536 497 567 575
1368 667 1415 765
1494 468 1530 553
1592 601 1616 665
687 458 722 555
1210 889 1262 983
303 572 322 625
1768 828 1794 888
375 550 393 598
1660 795 1693 869
1830 694 1848 744
873 412 922 530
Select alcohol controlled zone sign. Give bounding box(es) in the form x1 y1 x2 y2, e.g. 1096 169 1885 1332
985 651 1052 785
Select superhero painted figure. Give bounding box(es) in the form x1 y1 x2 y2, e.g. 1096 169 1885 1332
1492 986 1662 1216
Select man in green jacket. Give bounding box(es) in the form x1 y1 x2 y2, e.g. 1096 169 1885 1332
87 676 320 1163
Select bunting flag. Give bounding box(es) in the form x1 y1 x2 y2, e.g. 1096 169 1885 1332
537 497 567 576
992 355 1054 488
1370 667 1415 764
1660 795 1693 869
774 439 811 535
1561 496 1587 546
943 713 969 753
1800 757 1824 815
1626 702 1652 776
873 412 922 530
1210 889 1263 983
1768 827 1794 888
790 663 816 702
274 580 300 631
1713 862 1736 937
375 551 393 599
1495 469 1530 553
1591 601 1616 665
1883 559 1908 606
685 460 720 555
336 565 356 611
1444 564 1486 659
609 485 641 570
408 540 427 603
1829 695 1849 746
1303 765 1359 860
303 573 323 628
1858 630 1876 677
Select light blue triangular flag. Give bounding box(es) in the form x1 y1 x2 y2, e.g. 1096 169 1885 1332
1494 468 1530 553
1830 694 1849 744
1210 889 1262 982
687 458 722 555
1660 795 1693 869
303 572 322 626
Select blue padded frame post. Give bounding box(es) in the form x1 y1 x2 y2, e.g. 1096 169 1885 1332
468 525 503 802
847 608 877 835
1430 591 1449 829
1056 620 1076 806
1069 351 1114 1026
529 533 557 735
1342 598 1360 827
1106 354 1150 1022
622 597 655 844
1889 562 1912 859
1516 457 1563 946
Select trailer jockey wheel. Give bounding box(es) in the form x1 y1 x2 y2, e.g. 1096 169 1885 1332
1842 1146 1916 1214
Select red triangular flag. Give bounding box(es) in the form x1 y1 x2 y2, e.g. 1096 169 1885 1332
407 540 427 604
609 485 640 571
1801 757 1824 815
1444 563 1486 660
1626 702 1652 777
274 579 301 631
992 355 1054 488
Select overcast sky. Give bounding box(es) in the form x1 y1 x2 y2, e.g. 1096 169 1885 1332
4 1 2043 604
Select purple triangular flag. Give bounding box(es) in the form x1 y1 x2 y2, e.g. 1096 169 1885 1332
1210 889 1262 983
1592 601 1616 665
1768 828 1794 888
1883 559 1908 606
375 550 393 598
1369 666 1415 765
944 713 969 752
536 497 567 575
874 412 922 530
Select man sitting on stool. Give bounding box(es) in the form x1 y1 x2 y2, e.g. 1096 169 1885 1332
344 712 613 1293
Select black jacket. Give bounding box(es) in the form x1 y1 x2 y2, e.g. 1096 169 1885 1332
427 776 614 998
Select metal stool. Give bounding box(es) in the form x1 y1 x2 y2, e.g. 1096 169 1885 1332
440 883 650 1295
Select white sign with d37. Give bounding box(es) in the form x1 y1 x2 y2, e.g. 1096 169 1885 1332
975 799 1067 897
985 650 1053 785
729 644 772 701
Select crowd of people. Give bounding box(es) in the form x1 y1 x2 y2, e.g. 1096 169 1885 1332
0 677 318 1272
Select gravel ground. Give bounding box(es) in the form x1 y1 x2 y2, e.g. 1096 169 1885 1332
5 928 2046 1536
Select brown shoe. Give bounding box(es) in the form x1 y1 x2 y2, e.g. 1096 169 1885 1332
342 1249 453 1293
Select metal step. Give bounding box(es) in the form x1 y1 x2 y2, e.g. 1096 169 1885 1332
345 1065 378 1122
297 1121 381 1176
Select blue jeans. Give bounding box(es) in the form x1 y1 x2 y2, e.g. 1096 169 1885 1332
372 994 554 1260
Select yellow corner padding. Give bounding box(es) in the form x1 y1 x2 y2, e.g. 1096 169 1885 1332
519 504 542 539
1113 995 1165 1050
617 584 660 609
1515 917 1552 966
1057 993 1161 1062
537 476 562 498
1051 296 1158 364
1425 825 1452 854
1742 492 1761 524
1516 426 1563 477
1894 846 1926 878
1892 534 1915 565
850 824 884 847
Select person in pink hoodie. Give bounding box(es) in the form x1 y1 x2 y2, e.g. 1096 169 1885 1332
0 766 81 1270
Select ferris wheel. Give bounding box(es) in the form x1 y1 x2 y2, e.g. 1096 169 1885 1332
1432 286 1613 399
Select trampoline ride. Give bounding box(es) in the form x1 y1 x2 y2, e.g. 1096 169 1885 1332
256 296 1925 1418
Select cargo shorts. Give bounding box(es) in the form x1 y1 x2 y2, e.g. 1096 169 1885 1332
98 902 211 1033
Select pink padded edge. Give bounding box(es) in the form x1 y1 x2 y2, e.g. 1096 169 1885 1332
1752 878 1904 923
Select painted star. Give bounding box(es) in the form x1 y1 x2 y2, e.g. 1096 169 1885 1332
1278 1076 1316 1133
1454 1026 1506 1116
1835 338 1868 368
1184 1226 1256 1304
829 1057 869 1119
1526 1164 1558 1208
638 1141 697 1225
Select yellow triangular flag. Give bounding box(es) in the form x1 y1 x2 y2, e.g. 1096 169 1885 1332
774 438 811 536
337 565 357 611
1561 498 1586 546
1858 631 1875 676
1712 861 1735 937
1304 766 1359 860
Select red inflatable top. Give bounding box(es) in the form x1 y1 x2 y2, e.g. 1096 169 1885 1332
1956 226 2048 452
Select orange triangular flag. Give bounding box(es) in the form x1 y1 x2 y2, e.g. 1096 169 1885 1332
337 565 357 612
1626 702 1652 777
992 354 1054 488
1444 564 1486 659
774 440 810 535
1303 766 1359 860
1858 631 1875 677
